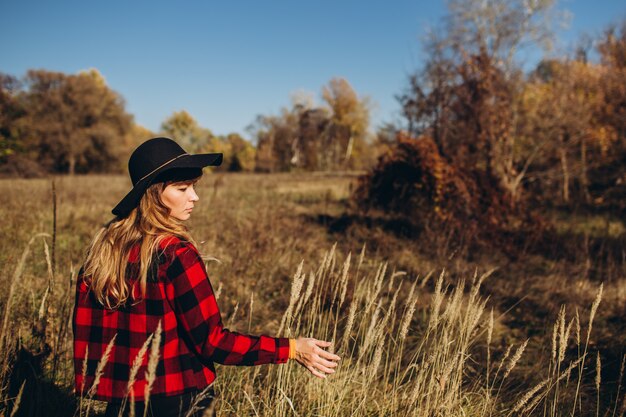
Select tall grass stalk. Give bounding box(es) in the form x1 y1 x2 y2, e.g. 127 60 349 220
270 246 615 415
220 246 549 416
143 320 162 417
82 334 117 417
0 234 616 416
0 233 50 357
571 283 603 416
8 381 25 417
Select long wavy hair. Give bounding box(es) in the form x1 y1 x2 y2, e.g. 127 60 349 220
82 177 199 309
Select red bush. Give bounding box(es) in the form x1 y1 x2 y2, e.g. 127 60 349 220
353 132 544 247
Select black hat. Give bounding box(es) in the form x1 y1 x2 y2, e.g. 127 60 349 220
112 137 223 217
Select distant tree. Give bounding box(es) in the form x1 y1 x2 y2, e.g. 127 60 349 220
251 109 300 172
116 124 155 172
225 133 255 172
0 74 47 177
160 110 255 172
521 59 606 204
252 78 372 172
251 115 276 173
367 123 398 164
321 78 370 169
0 74 25 162
591 19 626 214
516 18 626 212
160 110 213 153
21 69 133 174
296 107 330 170
596 19 626 146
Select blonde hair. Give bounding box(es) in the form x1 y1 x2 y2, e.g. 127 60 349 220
82 178 199 309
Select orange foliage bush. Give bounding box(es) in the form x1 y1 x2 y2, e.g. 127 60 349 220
353 132 543 247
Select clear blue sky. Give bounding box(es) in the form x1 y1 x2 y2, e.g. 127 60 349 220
1 0 624 139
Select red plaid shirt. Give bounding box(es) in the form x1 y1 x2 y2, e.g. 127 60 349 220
72 236 290 402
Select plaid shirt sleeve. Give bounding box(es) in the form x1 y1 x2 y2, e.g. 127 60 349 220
166 242 290 365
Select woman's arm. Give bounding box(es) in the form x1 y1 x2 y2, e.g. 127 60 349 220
166 243 341 377
166 243 290 365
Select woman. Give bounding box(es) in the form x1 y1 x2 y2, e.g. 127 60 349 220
72 137 340 417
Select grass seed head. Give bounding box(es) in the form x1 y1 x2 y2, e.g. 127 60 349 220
511 379 549 413
9 381 25 417
595 351 601 392
586 283 603 343
144 320 162 410
503 339 528 381
127 333 154 396
88 334 117 397
487 309 494 348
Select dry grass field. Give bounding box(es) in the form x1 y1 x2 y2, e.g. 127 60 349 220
0 173 624 416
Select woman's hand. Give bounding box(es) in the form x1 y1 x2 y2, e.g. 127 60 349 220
294 337 341 379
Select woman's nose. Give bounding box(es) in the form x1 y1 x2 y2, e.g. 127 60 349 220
190 189 199 201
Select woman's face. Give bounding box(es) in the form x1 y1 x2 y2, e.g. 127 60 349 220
161 180 199 221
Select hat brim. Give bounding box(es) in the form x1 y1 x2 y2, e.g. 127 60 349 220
112 153 223 217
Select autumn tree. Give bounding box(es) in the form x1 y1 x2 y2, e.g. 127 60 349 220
398 0 559 204
0 74 46 177
0 74 25 161
18 69 133 174
252 107 303 172
252 78 371 172
515 19 625 211
220 133 256 172
160 111 256 172
117 123 155 172
294 107 330 170
160 110 213 154
353 131 542 250
589 19 626 213
520 59 606 204
321 78 370 169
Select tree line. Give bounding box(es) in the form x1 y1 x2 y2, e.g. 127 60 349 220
1 1 624 217
401 1 625 214
0 71 375 176
1 69 136 176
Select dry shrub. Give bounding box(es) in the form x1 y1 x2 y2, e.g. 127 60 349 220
353 132 545 251
588 160 626 217
0 154 48 178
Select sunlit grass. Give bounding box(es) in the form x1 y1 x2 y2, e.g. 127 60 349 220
0 174 623 416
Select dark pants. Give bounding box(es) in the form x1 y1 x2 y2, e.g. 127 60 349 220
104 389 215 417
